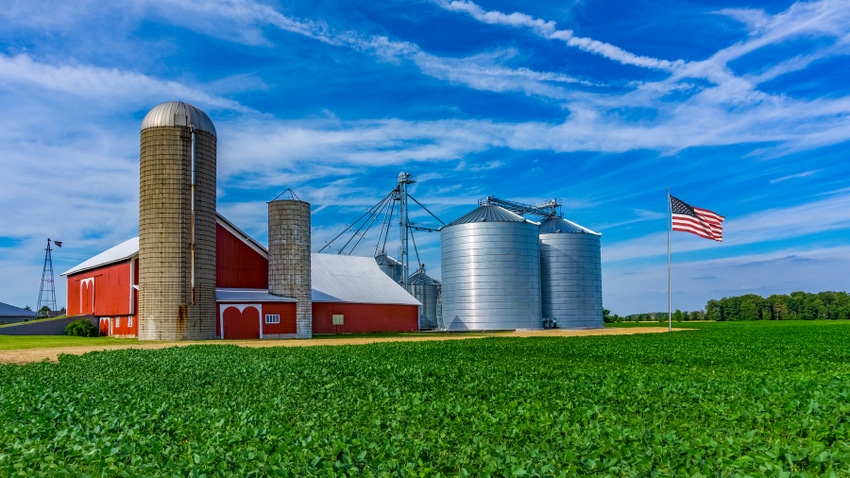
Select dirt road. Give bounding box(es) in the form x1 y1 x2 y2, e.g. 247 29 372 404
0 327 678 365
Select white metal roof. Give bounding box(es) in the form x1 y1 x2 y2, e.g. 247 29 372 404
311 254 421 306
62 237 139 276
141 101 216 137
217 288 297 303
0 301 37 318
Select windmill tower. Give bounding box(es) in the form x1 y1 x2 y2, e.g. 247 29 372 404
36 238 61 317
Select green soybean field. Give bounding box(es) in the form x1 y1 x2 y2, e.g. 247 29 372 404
2 321 849 477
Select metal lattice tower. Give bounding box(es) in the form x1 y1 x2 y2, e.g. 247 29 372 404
479 196 562 218
36 238 60 317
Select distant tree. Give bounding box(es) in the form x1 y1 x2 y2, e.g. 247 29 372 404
23 305 32 311
37 306 51 318
673 309 684 322
769 294 788 320
705 299 724 321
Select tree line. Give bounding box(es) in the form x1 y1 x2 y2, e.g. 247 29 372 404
705 291 850 321
604 291 850 323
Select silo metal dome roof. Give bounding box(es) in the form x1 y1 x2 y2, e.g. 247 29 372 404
539 217 600 235
409 267 440 285
375 253 402 266
141 101 216 137
446 204 532 226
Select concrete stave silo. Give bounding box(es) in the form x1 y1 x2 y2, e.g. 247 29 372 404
138 101 217 340
268 199 312 338
440 205 541 330
539 217 602 329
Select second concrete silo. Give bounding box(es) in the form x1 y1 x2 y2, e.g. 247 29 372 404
539 217 602 329
440 205 541 330
138 101 217 340
268 199 312 338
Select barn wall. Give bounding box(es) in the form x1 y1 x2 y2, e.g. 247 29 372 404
261 302 297 335
67 261 135 317
216 302 297 339
312 303 419 334
216 224 268 289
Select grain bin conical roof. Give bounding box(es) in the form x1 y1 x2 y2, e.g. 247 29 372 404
408 266 440 285
141 101 216 137
539 217 600 235
446 204 528 226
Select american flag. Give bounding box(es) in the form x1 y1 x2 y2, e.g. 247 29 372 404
670 195 724 242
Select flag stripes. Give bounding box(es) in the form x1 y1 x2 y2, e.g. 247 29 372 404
670 195 724 242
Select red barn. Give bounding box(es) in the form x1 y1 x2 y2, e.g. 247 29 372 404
62 214 420 339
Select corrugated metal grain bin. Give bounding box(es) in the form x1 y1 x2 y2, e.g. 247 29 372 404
407 266 441 330
375 253 403 284
539 217 602 329
138 101 217 340
440 205 541 330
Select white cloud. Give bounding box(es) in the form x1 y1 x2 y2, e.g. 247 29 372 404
0 53 251 112
435 0 684 71
770 170 820 184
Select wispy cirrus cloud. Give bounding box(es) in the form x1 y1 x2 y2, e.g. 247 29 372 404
770 170 820 184
0 53 252 112
434 0 684 71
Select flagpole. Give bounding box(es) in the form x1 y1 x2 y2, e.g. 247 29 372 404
667 188 672 332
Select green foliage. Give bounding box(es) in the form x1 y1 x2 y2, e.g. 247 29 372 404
2 321 850 476
604 310 707 322
64 318 98 337
708 291 850 321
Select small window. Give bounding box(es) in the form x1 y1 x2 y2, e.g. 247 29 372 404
115 317 121 328
265 314 281 324
128 317 133 328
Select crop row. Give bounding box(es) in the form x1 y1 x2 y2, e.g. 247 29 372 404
1 321 849 476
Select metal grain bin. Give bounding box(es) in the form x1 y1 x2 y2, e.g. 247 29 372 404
375 253 403 284
440 205 542 330
408 265 441 330
268 199 312 338
539 217 602 329
138 101 217 340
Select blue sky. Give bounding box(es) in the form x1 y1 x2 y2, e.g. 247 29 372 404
1 0 848 315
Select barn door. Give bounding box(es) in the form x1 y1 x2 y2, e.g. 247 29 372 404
222 305 260 339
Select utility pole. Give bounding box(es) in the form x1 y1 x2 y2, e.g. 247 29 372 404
36 238 61 317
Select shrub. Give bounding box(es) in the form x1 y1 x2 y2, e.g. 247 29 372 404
65 318 98 337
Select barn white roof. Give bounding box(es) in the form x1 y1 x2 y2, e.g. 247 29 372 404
311 253 420 306
62 237 139 276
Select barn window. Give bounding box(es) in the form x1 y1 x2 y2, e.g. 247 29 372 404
128 317 133 327
115 317 121 328
265 314 280 324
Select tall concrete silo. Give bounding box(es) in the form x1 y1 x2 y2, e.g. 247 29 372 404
138 101 217 340
440 205 541 330
268 199 312 338
539 217 602 329
408 265 441 330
